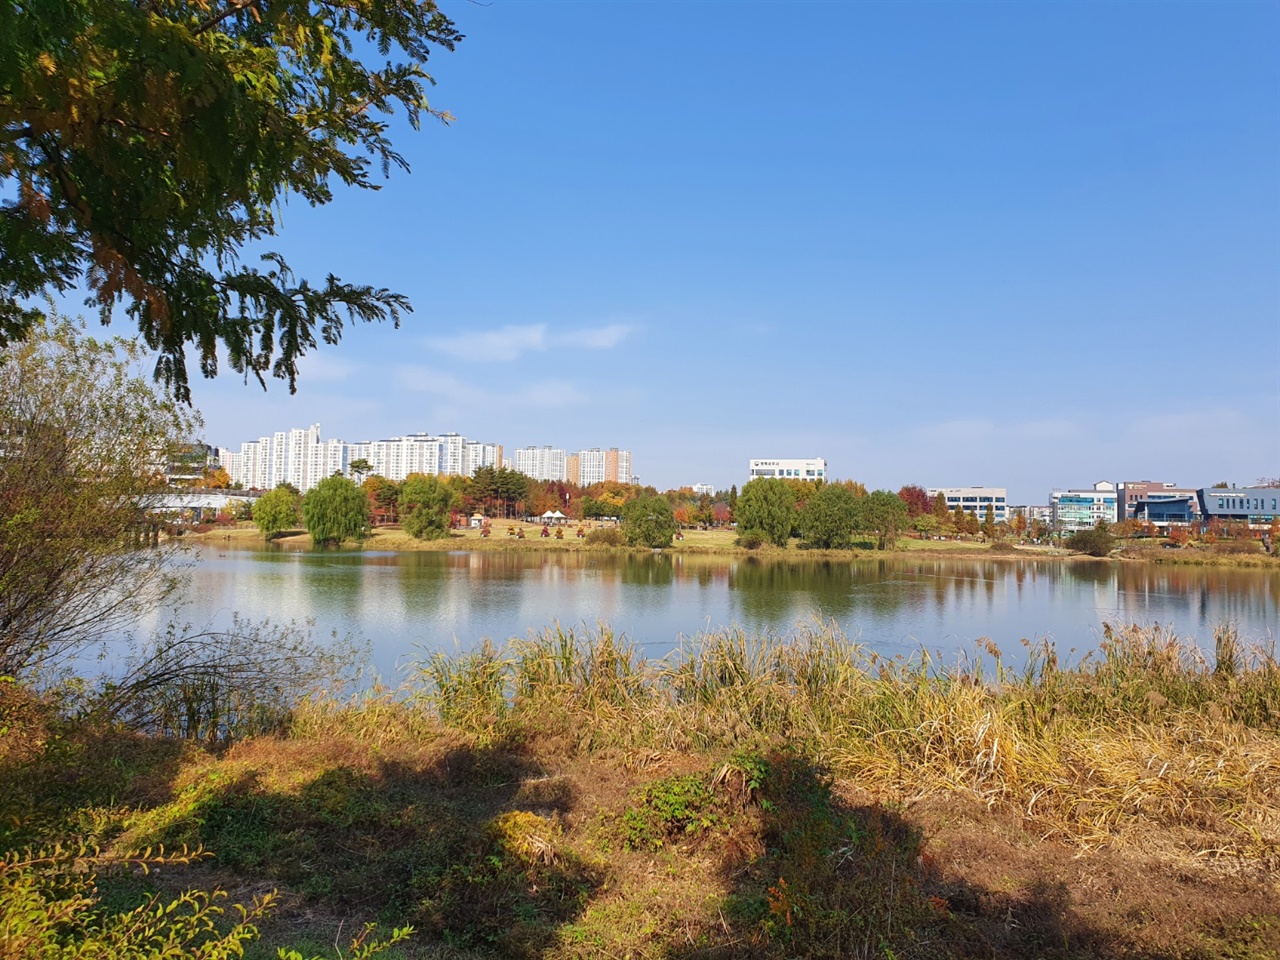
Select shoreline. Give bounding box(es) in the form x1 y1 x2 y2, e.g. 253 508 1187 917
182 523 1279 567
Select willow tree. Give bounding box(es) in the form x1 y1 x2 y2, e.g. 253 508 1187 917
0 0 461 400
0 319 196 679
301 475 368 547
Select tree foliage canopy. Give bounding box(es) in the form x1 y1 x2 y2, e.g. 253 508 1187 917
0 318 195 678
800 483 860 549
621 494 677 549
251 484 299 540
468 465 529 519
0 0 461 400
855 490 909 551
399 473 453 540
301 474 368 546
735 479 796 548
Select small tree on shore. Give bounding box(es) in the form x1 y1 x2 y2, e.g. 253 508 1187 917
736 479 796 547
252 485 301 540
801 484 859 549
856 490 909 550
302 476 369 547
400 474 454 540
621 495 677 548
982 504 996 539
0 319 194 679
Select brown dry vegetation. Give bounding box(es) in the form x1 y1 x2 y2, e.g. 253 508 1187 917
2 622 1278 959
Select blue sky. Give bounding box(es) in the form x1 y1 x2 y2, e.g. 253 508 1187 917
184 1 1280 502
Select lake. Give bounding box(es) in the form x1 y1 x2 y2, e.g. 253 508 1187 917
150 546 1280 680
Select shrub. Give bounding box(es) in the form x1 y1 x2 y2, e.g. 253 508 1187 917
736 529 766 550
1067 526 1116 557
584 527 625 547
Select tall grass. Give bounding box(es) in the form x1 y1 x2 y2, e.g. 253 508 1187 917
392 619 1280 854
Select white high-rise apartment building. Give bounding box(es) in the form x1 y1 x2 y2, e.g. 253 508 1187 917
578 448 607 485
222 424 333 491
512 445 567 481
465 441 503 476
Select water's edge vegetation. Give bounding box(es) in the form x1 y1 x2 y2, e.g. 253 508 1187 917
3 621 1278 958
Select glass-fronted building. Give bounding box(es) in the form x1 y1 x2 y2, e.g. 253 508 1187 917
1050 482 1118 532
1197 487 1280 524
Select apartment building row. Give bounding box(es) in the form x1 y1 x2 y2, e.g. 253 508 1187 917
511 445 633 485
219 424 631 492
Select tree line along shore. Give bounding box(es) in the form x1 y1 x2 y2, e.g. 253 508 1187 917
186 518 1280 568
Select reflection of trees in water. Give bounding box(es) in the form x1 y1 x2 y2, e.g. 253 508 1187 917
617 553 676 587
728 558 938 624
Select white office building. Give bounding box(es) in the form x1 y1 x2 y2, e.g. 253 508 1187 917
692 483 715 497
927 486 1009 524
1051 482 1119 532
748 458 827 482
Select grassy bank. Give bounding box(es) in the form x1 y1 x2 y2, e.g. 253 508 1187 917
188 522 1128 563
3 622 1278 959
188 523 1280 567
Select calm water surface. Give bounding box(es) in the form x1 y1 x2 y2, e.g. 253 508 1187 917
158 546 1280 680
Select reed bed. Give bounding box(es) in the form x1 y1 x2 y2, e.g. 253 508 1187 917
349 619 1280 861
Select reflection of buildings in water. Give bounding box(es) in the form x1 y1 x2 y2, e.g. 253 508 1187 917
1112 566 1279 638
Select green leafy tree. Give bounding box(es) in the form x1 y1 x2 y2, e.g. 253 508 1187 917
933 493 950 522
399 474 454 541
469 465 530 519
913 513 939 538
621 495 677 548
0 318 195 679
735 479 796 547
1 0 461 400
301 475 368 547
251 484 300 540
855 490 909 551
800 483 859 549
982 504 996 539
348 458 373 482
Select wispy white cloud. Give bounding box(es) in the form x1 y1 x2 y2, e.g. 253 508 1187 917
558 323 633 350
427 324 549 362
425 322 635 362
394 365 586 411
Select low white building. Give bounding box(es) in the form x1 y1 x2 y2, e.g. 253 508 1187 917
748 458 826 482
927 486 1008 524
